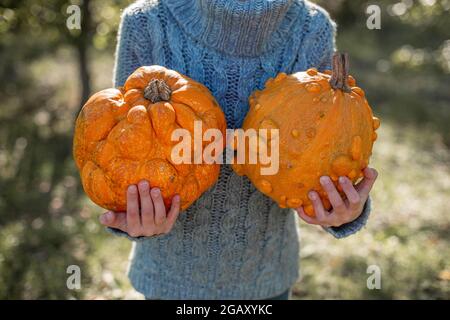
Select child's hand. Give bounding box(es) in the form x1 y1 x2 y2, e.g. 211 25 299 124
296 167 378 228
99 180 181 237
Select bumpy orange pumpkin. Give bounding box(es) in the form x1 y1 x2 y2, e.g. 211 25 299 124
73 66 226 212
233 53 380 216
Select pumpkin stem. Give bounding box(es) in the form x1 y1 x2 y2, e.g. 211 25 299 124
144 79 172 103
329 52 351 93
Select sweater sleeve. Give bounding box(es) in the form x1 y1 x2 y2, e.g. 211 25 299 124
303 8 373 239
113 9 141 88
106 226 154 242
323 197 372 239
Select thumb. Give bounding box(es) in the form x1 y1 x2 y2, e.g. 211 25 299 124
99 211 127 231
356 167 378 200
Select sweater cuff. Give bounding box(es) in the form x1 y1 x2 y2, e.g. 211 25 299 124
106 227 153 242
323 196 372 239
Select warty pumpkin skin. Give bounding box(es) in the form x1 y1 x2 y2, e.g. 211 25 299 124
232 53 380 217
73 65 227 212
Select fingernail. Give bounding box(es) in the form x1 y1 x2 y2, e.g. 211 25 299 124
339 176 346 184
106 211 113 222
319 176 329 185
140 180 149 189
128 185 137 193
308 192 316 200
151 188 160 197
100 212 112 224
372 168 378 177
174 194 180 202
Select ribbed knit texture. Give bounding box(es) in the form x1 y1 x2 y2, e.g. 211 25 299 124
110 0 372 299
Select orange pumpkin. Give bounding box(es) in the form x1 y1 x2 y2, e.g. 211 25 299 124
73 66 226 212
232 53 380 216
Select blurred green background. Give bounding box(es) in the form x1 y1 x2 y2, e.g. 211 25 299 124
0 0 449 299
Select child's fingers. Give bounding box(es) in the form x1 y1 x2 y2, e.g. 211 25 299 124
138 180 155 227
296 207 320 225
320 176 346 214
166 195 181 228
126 185 141 235
339 177 361 211
355 167 378 200
308 191 328 222
151 188 166 226
99 211 127 231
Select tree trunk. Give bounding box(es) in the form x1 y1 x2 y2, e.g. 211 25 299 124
77 41 90 107
76 0 92 108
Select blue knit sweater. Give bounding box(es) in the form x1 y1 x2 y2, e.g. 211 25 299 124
110 0 371 299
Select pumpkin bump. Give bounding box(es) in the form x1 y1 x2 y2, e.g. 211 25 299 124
232 53 380 217
73 66 226 212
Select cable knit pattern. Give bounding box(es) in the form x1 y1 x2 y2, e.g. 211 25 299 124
109 0 372 299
